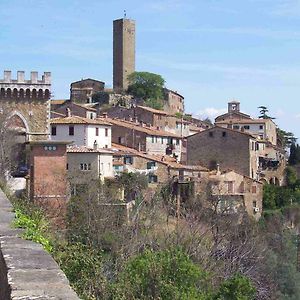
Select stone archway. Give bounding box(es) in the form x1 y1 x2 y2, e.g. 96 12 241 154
6 112 30 167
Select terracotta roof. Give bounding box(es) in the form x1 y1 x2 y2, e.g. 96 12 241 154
50 111 65 117
187 126 257 140
71 102 97 112
50 115 111 126
102 117 182 138
137 105 170 116
67 145 113 154
71 78 105 85
215 111 251 120
51 99 69 105
216 118 274 125
111 143 208 171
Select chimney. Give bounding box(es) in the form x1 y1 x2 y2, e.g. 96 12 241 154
31 71 38 84
93 140 98 150
4 70 11 82
66 108 71 117
17 71 25 83
216 164 221 175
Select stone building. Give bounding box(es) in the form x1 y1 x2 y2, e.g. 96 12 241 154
187 126 259 179
70 78 105 104
0 70 51 141
106 105 190 137
195 169 263 220
51 100 97 119
163 88 184 114
113 18 135 92
103 116 183 161
215 101 278 145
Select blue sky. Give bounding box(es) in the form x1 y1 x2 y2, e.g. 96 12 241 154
1 0 300 138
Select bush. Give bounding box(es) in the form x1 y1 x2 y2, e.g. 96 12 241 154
114 248 211 300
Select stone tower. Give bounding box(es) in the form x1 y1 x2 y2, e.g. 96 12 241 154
113 18 135 92
0 70 51 141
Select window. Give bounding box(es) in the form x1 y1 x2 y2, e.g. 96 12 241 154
233 125 239 130
252 185 257 194
148 175 158 183
176 139 180 145
259 125 264 130
147 161 156 169
222 131 227 137
105 145 108 148
161 137 164 144
80 163 91 171
69 126 74 136
152 136 155 143
226 181 234 193
66 163 68 170
253 200 257 207
105 128 108 137
95 127 99 136
51 126 56 136
244 125 250 130
124 156 133 165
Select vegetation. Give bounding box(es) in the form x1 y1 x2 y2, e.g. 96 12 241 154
289 143 300 165
258 106 275 120
127 71 165 110
5 165 300 300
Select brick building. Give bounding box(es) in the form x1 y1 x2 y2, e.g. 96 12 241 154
0 70 51 141
187 126 259 179
27 140 70 222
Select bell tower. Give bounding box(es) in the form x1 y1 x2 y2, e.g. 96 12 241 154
228 101 240 113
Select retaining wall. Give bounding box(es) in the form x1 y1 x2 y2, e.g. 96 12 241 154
0 189 79 299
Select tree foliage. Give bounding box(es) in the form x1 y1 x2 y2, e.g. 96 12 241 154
289 143 300 165
258 106 275 119
114 248 211 300
127 72 165 110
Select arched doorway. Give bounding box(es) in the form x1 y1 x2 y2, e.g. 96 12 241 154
6 112 30 171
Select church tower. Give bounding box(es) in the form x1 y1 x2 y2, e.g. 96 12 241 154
113 17 135 92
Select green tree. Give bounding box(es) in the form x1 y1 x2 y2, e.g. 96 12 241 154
214 273 256 300
289 143 300 165
277 129 297 148
114 248 211 300
258 106 275 119
127 72 165 110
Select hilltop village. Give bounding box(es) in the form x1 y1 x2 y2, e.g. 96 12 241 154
0 18 287 222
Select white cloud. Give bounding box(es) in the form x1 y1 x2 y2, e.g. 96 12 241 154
295 113 300 119
194 107 227 121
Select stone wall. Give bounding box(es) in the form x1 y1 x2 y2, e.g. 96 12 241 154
0 189 79 299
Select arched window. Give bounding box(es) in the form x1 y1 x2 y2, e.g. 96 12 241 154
45 89 50 99
32 89 37 99
38 89 43 99
13 88 18 98
0 88 5 98
6 88 11 98
19 89 24 98
25 89 30 98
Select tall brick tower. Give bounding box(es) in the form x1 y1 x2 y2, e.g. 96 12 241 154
113 18 135 92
